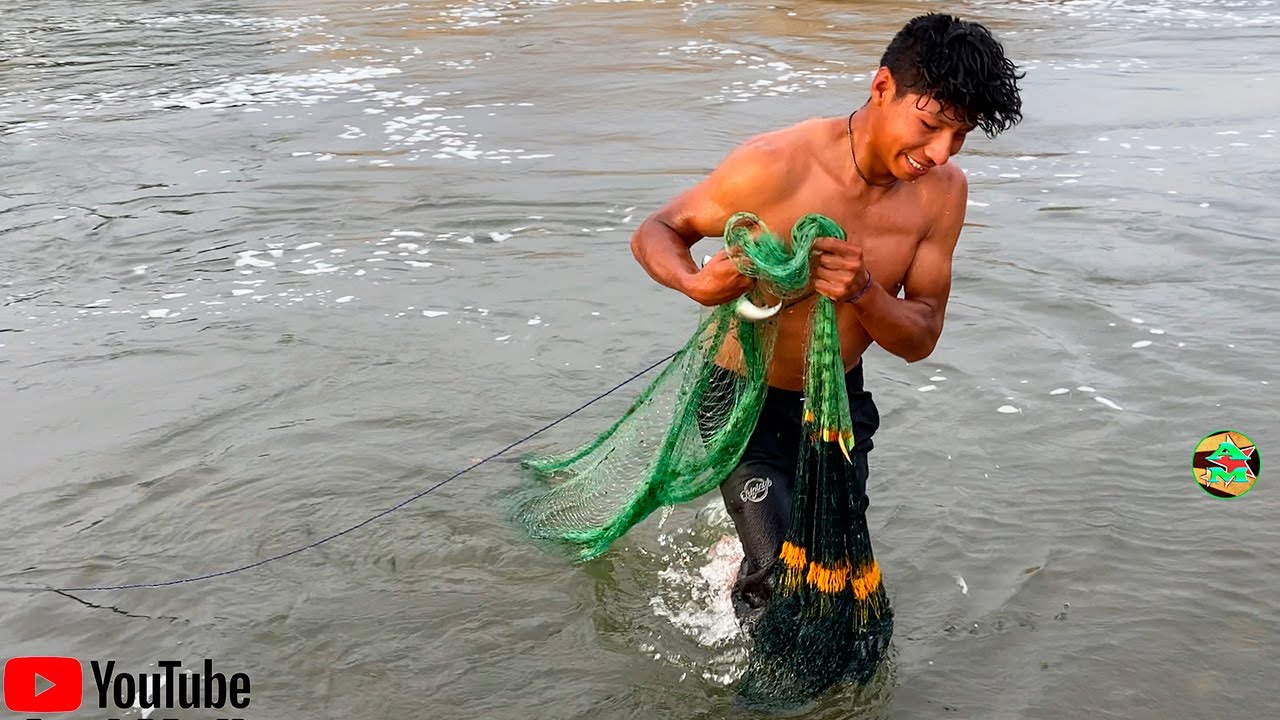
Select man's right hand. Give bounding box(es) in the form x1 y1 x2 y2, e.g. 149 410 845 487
683 249 756 306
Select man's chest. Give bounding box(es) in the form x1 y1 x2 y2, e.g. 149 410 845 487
759 194 931 294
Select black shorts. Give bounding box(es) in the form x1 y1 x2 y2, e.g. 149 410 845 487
714 361 881 623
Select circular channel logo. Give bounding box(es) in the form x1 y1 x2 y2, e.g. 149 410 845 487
1192 429 1260 499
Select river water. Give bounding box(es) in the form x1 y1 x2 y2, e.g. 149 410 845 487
2 0 1277 718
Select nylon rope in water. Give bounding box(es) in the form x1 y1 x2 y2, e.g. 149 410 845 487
0 350 678 595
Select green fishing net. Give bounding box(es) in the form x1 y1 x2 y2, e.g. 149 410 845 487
513 212 892 708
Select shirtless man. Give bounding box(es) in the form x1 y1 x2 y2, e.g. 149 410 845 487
630 13 1023 622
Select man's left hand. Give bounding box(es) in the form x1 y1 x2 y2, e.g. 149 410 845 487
811 236 871 303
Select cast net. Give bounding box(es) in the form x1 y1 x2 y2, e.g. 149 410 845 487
512 212 892 706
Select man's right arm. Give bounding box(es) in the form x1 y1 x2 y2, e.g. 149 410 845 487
630 137 793 306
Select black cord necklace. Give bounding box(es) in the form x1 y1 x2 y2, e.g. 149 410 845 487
847 110 897 188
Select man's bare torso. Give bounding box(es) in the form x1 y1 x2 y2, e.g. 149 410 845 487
718 116 965 391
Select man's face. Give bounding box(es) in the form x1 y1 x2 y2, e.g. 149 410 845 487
877 90 974 181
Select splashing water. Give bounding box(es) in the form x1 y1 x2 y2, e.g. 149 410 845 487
647 506 752 686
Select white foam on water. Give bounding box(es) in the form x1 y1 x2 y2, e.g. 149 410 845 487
495 335 511 342
232 289 254 296
145 309 171 319
422 310 448 318
930 375 947 381
154 66 403 110
650 532 747 655
670 38 848 105
235 251 274 268
997 405 1021 414
918 385 937 392
336 296 354 303
1131 317 1145 324
1050 388 1070 395
1094 397 1123 411
528 316 542 326
1132 340 1153 348
1077 386 1096 393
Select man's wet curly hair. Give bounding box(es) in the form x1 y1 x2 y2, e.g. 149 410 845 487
880 14 1024 138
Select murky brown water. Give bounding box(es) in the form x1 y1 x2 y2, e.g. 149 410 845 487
3 0 1278 717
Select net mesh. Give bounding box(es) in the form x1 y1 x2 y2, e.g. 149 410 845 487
513 212 892 706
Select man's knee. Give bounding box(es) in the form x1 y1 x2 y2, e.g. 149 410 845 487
721 462 785 513
720 463 792 560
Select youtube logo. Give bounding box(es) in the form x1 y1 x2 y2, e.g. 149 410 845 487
3 656 83 713
4 655 250 718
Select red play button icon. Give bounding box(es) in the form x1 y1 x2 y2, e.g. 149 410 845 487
3 657 83 713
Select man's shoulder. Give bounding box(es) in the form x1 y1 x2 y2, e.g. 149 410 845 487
743 115 834 151
914 164 968 244
713 118 822 188
930 162 968 194
916 162 968 213
724 116 835 180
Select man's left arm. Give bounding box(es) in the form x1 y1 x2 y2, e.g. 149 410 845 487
812 174 967 363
